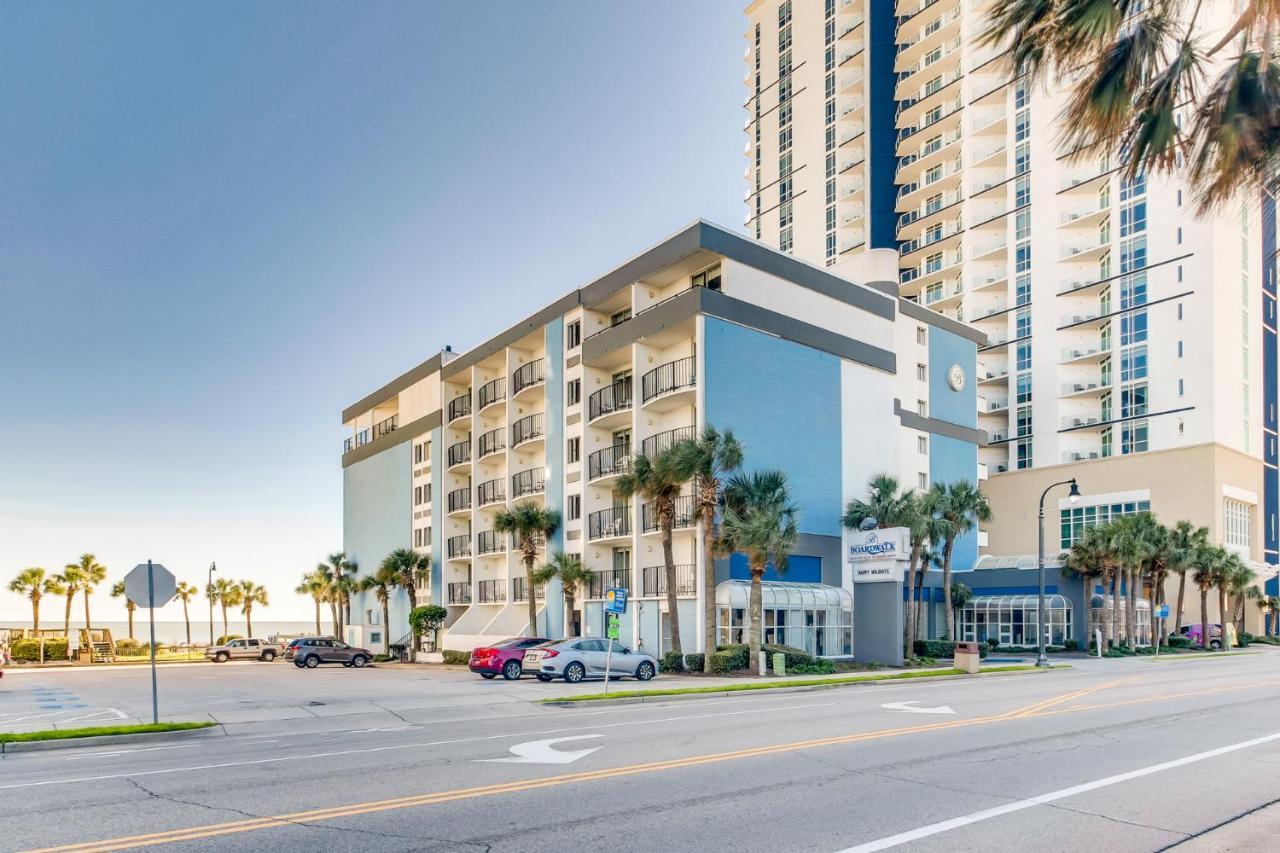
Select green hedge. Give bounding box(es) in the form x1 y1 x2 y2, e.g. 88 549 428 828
761 643 835 674
912 640 988 659
659 651 685 673
372 654 397 663
442 650 469 665
1166 636 1193 648
1063 639 1079 651
10 638 69 661
216 635 243 645
683 653 705 671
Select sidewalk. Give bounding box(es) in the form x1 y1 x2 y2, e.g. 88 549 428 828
1169 802 1280 851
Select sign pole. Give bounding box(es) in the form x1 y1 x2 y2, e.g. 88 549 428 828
603 616 614 697
148 559 159 725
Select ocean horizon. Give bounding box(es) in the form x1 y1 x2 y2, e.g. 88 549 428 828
0 619 334 645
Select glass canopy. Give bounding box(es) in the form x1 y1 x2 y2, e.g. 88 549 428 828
715 580 853 658
958 594 1073 646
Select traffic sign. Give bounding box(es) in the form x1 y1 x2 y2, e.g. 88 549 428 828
1156 604 1170 620
124 562 176 608
605 587 628 614
606 612 620 640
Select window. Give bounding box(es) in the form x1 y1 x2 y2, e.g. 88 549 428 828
414 444 423 464
567 379 581 406
916 363 927 381
610 308 632 327
1016 405 1032 437
1016 341 1031 371
918 436 928 454
1122 419 1149 454
916 326 927 345
780 227 793 252
1120 201 1147 237
1224 498 1251 548
567 437 580 464
566 320 582 350
1121 383 1148 418
568 494 582 521
692 263 721 291
918 473 929 491
1120 345 1148 382
1120 310 1148 346
1060 499 1152 548
917 399 928 417
1016 373 1032 404
1016 439 1033 470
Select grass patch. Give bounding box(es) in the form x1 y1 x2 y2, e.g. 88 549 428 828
1147 651 1260 663
0 722 215 744
542 664 1050 703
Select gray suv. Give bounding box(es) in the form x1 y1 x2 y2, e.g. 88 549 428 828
523 638 657 683
285 637 372 669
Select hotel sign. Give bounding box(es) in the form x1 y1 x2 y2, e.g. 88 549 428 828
848 528 910 583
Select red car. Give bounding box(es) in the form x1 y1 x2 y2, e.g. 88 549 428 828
470 637 550 680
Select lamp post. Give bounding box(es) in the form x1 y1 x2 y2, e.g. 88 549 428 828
207 562 217 646
1037 478 1081 668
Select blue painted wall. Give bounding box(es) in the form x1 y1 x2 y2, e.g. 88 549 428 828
542 320 565 636
343 442 412 637
1262 191 1278 565
868 0 898 250
703 316 842 536
927 327 979 570
729 553 822 583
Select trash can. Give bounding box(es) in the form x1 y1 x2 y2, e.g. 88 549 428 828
772 652 786 677
954 641 980 674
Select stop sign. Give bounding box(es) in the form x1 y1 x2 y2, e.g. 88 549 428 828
123 562 177 608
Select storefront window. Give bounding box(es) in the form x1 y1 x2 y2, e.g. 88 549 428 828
716 581 853 657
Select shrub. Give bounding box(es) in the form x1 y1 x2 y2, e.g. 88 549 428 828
441 650 470 665
714 644 751 671
1063 639 1079 651
410 605 448 638
762 643 820 670
1166 636 1192 649
985 637 1000 650
683 653 705 671
659 651 685 674
114 639 150 656
790 659 835 674
10 638 70 661
372 654 396 663
912 640 988 659
216 635 243 645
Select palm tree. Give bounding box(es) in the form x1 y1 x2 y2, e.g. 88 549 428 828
494 502 561 637
109 580 138 640
8 568 60 634
1193 546 1229 649
668 425 743 672
617 449 689 656
842 474 925 655
1064 524 1113 648
52 566 82 636
719 470 798 675
532 552 594 638
1221 555 1253 648
208 577 237 640
295 569 330 636
380 548 430 660
237 581 268 637
317 552 355 636
69 554 106 635
358 565 400 655
931 482 992 640
1166 521 1209 633
174 582 197 645
980 0 1280 211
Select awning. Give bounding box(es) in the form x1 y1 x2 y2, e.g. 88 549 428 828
715 579 852 610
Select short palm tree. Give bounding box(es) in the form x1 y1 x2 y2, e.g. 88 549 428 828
532 551 593 637
69 554 106 636
617 449 690 656
175 582 197 645
8 568 61 634
494 502 561 637
208 577 237 641
1166 521 1209 633
1222 556 1255 647
719 470 798 675
238 581 268 637
931 482 992 640
380 548 429 659
318 552 355 637
1065 524 1114 646
359 565 400 655
53 566 82 636
668 424 743 672
109 580 138 640
1193 546 1229 649
295 569 330 636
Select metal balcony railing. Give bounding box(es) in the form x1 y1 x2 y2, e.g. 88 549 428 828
511 468 546 498
511 413 545 446
641 425 695 459
373 414 398 440
642 357 696 403
641 564 696 597
588 506 632 541
447 582 471 605
587 568 631 599
478 427 505 458
511 359 546 396
476 478 505 508
588 442 632 481
448 393 472 422
477 377 505 409
447 487 471 513
512 577 547 603
447 440 471 467
344 429 370 454
447 535 472 559
588 377 633 422
641 495 696 534
476 530 506 556
477 578 506 603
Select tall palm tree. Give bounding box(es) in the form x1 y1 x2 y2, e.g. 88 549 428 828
980 0 1280 211
53 566 82 636
380 548 430 660
1221 555 1254 648
1065 524 1114 647
931 482 992 640
1193 546 1229 649
719 470 798 675
69 554 106 635
208 577 237 641
358 565 400 655
1166 521 1209 633
842 474 924 655
532 551 594 638
669 424 744 671
109 580 138 640
318 552 356 636
237 580 268 637
175 582 197 645
8 568 61 634
494 502 561 637
295 569 330 636
617 449 689 656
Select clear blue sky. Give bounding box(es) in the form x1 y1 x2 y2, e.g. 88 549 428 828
0 1 745 620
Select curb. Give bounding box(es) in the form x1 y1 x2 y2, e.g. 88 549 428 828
1 725 225 755
540 666 1062 708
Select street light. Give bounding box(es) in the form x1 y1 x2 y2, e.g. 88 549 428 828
207 562 217 646
1037 478 1081 668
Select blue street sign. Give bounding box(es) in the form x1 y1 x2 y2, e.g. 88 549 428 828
605 587 628 614
1156 604 1170 620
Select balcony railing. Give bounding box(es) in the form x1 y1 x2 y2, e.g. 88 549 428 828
642 357 696 404
511 467 546 498
512 577 547 603
447 440 471 467
641 425 695 458
511 413 545 446
448 393 472 422
588 506 632 541
447 535 472 559
344 429 370 454
641 495 696 534
477 377 505 410
477 578 506 603
588 442 632 481
587 568 631 599
477 530 506 556
447 487 471 514
447 582 471 605
588 377 633 422
373 414 398 440
477 478 505 507
641 563 696 597
478 427 505 458
511 359 546 396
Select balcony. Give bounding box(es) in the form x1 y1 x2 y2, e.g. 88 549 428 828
447 440 471 470
586 568 631 599
971 302 1008 322
343 429 369 454
447 535 472 561
477 578 506 603
512 359 546 397
478 427 505 459
1061 346 1104 363
588 506 632 542
641 425 695 459
980 397 1010 414
900 219 964 257
1061 380 1105 397
642 357 696 408
588 377 633 426
477 377 505 412
641 563 696 598
1059 307 1107 328
970 236 1008 260
476 530 506 557
511 467 546 499
977 368 1010 385
1059 237 1111 263
641 495 696 535
1061 415 1103 430
1062 450 1102 463
447 582 471 605
512 577 547 603
988 428 1009 443
447 487 472 515
447 393 472 424
511 412 545 448
588 442 632 483
476 478 505 508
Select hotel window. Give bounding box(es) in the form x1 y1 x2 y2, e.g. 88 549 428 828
611 307 632 326
1016 405 1032 437
1120 310 1148 346
1120 345 1148 382
1060 499 1152 548
1120 200 1147 237
779 201 793 227
780 227 794 252
1102 427 1113 457
1224 498 1251 548
1120 236 1147 273
1120 272 1147 309
778 126 792 152
1122 419 1149 454
1120 172 1146 201
567 379 581 406
414 486 423 506
1016 373 1032 404
1016 439 1033 470
1121 383 1149 418
918 473 929 491
1015 274 1031 306
1101 355 1113 387
918 436 928 454
1015 307 1031 339
692 263 721 290
567 437 580 464
566 320 582 350
568 494 582 521
916 326 927 345
414 444 423 465
1015 176 1030 208
1016 341 1031 371
917 399 928 416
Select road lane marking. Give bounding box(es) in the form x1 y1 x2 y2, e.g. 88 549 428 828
64 746 196 761
478 735 604 765
1002 678 1130 719
833 731 1280 852
880 701 954 715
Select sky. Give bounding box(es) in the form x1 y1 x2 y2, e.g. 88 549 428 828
0 1 746 621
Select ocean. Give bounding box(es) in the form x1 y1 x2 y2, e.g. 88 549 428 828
0 619 331 645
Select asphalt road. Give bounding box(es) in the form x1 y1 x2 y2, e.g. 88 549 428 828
2 651 1279 852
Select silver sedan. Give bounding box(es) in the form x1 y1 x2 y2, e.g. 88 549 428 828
523 638 658 683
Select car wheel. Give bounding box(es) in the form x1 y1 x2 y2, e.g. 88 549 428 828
635 661 655 681
564 662 585 683
480 672 497 679
502 660 522 680
294 660 305 668
305 655 320 668
536 674 552 682
351 655 367 668
1211 640 1222 650
262 651 276 662
215 652 229 663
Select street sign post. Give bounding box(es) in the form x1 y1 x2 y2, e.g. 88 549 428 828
124 561 176 724
603 589 627 695
1153 604 1170 660
604 588 627 614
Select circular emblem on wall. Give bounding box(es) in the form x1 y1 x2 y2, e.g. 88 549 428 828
947 364 966 391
